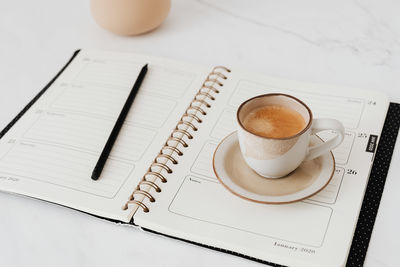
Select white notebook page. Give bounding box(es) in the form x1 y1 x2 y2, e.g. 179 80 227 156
0 49 211 222
135 69 389 267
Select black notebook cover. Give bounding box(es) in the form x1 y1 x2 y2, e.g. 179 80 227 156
0 51 399 267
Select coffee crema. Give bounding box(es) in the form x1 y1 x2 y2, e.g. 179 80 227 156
242 105 306 138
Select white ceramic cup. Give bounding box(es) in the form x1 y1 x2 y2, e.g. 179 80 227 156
237 93 345 178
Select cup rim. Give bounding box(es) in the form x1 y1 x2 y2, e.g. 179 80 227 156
236 93 313 140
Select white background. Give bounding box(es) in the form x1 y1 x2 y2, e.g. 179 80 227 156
0 0 399 266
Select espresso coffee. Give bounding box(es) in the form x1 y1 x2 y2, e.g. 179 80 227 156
242 105 306 138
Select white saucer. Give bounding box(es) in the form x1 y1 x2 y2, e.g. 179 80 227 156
213 131 335 204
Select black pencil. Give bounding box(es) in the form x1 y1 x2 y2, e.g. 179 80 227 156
91 64 148 180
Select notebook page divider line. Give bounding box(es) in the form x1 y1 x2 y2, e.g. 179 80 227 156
123 66 231 218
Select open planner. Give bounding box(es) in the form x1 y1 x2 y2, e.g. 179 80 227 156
0 49 399 267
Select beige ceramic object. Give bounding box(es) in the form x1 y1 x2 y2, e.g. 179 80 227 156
236 93 345 178
90 0 171 35
213 132 335 204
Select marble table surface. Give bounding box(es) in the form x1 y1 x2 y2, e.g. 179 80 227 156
0 0 399 266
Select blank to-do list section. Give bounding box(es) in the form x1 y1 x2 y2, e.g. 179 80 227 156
169 175 332 247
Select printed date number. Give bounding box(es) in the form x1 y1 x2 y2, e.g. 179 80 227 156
300 247 315 254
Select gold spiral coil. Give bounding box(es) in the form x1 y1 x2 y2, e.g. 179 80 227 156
204 78 223 87
162 145 183 156
212 66 231 73
201 85 219 94
167 136 188 148
177 120 198 131
145 171 167 183
182 113 202 124
196 91 215 101
138 180 161 192
192 99 211 108
131 190 155 202
187 105 207 116
172 128 194 139
156 154 178 164
123 200 149 213
207 72 227 80
150 162 173 174
122 66 231 213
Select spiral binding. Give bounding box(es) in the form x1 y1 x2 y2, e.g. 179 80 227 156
122 66 231 213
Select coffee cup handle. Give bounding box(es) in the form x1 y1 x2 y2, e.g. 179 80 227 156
304 118 345 161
